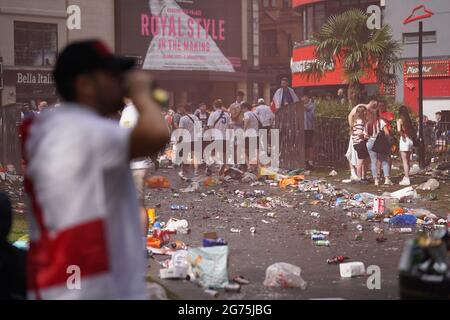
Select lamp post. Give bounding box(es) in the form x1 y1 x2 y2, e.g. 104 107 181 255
403 5 434 169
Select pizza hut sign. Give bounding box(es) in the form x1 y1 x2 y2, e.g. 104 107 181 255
404 60 450 78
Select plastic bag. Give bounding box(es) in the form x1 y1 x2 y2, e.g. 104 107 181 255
389 214 417 225
417 179 439 191
165 218 189 234
187 246 229 289
263 262 307 289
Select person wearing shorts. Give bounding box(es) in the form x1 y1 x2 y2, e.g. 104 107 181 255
351 106 368 180
397 106 416 186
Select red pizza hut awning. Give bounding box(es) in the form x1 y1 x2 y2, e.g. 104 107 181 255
291 45 377 87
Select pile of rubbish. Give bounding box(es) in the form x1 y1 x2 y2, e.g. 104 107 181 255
148 214 250 296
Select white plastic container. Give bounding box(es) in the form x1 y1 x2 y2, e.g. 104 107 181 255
339 262 366 278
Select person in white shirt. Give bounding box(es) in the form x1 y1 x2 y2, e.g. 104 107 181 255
243 102 260 172
255 98 274 129
255 98 274 156
207 99 231 176
119 98 153 235
272 77 299 111
178 104 201 178
22 40 169 299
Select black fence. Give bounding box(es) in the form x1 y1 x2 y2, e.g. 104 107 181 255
0 103 23 172
274 102 305 170
424 121 450 166
314 116 349 167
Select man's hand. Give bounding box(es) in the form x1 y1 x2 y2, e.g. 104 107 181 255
125 70 170 159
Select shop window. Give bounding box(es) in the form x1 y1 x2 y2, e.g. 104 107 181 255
306 5 314 39
314 3 326 33
282 0 291 8
14 21 57 67
341 0 360 10
403 31 437 45
262 30 279 57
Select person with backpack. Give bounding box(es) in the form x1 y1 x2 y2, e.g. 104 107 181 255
207 99 231 176
365 105 393 186
179 103 201 178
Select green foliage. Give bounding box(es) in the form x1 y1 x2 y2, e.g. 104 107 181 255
315 98 352 118
302 9 402 91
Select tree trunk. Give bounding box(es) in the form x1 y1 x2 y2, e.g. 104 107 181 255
347 82 361 107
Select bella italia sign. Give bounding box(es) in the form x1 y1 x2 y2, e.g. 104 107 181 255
5 70 54 85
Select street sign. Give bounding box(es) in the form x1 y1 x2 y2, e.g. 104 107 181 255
403 5 434 169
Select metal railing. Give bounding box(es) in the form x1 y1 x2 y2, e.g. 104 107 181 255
314 116 349 167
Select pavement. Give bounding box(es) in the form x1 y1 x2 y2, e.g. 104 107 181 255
143 165 449 300
4 162 449 300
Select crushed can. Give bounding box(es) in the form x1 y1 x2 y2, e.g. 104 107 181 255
311 234 326 241
373 197 385 214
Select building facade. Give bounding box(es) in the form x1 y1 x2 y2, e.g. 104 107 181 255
114 0 274 108
290 0 380 97
0 0 115 107
384 0 450 120
259 0 302 98
289 0 450 118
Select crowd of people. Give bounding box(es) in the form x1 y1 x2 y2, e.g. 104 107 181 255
345 99 448 186
154 77 313 179
3 39 448 300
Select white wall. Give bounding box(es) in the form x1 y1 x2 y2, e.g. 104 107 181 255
423 99 450 121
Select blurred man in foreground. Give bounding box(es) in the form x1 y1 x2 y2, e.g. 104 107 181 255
21 40 169 299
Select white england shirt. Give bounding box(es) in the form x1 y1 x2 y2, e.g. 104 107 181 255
23 103 147 300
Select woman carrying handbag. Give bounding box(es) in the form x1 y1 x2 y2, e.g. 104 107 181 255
366 106 393 186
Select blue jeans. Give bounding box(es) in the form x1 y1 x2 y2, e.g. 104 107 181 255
367 138 390 178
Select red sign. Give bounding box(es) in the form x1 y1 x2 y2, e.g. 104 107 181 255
292 0 324 8
291 45 377 87
403 5 434 24
404 60 450 78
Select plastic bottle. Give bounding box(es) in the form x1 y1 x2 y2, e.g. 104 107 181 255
203 238 228 247
170 205 189 210
314 240 330 247
147 208 156 225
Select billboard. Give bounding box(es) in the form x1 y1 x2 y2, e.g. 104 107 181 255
115 0 242 72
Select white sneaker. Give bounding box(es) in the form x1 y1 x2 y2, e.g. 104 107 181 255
351 173 360 181
399 177 410 186
374 178 379 186
384 178 393 185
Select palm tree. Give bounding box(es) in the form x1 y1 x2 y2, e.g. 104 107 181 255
303 9 402 106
